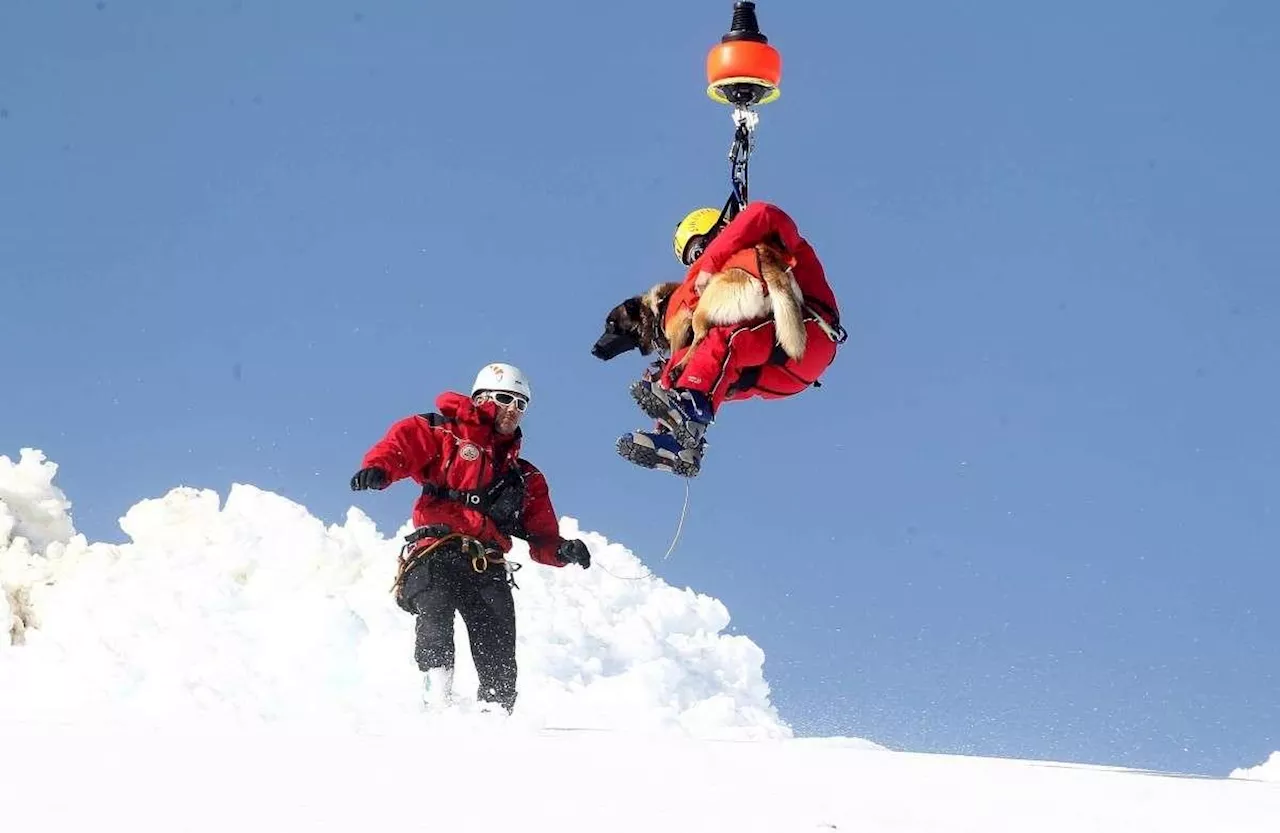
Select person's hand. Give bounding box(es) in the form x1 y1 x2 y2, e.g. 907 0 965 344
556 539 591 569
350 467 389 491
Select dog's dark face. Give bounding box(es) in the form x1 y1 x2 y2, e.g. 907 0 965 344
592 282 681 361
591 296 649 361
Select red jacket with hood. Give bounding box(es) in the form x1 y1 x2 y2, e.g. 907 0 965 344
662 202 842 409
359 391 568 567
694 202 837 315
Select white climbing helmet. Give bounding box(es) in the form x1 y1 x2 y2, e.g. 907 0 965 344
471 362 532 403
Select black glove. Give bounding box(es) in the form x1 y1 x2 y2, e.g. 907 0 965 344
556 539 591 569
350 467 389 491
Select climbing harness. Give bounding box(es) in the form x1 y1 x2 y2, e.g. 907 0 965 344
392 526 520 610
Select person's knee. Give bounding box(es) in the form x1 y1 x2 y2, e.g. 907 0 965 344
396 559 435 614
416 643 454 672
414 611 456 671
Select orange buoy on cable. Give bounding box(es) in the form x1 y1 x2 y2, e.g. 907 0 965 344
706 1 782 107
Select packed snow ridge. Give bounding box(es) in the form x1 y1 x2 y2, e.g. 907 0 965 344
3 447 1278 795
0 447 791 738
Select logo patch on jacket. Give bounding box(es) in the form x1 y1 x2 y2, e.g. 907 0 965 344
459 443 480 461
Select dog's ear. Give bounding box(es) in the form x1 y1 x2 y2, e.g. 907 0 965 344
643 282 680 316
623 296 645 324
624 296 657 356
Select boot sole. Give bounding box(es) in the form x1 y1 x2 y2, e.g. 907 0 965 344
617 435 700 478
629 382 705 450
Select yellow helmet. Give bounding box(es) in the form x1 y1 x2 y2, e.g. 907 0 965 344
673 207 723 265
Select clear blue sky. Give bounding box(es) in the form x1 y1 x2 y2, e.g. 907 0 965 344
3 1 1277 776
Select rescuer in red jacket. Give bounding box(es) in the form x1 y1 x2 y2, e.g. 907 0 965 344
619 201 845 477
350 362 590 713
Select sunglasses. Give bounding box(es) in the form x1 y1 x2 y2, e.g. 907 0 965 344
681 235 709 267
480 391 528 411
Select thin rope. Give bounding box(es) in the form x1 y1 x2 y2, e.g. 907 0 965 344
596 479 691 581
660 478 691 561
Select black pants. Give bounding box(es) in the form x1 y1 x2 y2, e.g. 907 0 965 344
404 547 518 713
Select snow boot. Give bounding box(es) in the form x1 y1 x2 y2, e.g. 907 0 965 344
422 666 455 709
617 427 704 478
629 379 714 450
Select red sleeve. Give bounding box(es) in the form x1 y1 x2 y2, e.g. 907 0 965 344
360 415 440 485
518 461 566 567
698 202 803 273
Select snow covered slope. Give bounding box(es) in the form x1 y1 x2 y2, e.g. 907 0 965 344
2 449 1277 832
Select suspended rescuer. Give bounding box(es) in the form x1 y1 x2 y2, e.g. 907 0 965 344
611 200 846 476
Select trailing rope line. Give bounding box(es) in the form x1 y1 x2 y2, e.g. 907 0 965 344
595 479 691 581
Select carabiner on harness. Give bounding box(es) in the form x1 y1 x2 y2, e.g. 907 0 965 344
729 107 758 210
707 106 760 236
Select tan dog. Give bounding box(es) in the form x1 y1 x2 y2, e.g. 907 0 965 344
592 244 806 369
665 244 806 375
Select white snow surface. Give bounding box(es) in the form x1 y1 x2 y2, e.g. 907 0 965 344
1233 751 1280 783
2 448 1277 832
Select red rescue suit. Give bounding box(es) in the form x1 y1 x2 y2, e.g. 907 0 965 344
359 391 568 567
662 202 842 411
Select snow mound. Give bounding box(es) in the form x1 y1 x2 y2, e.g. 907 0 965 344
0 448 787 740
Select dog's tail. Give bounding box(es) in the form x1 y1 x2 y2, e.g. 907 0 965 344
761 257 807 361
